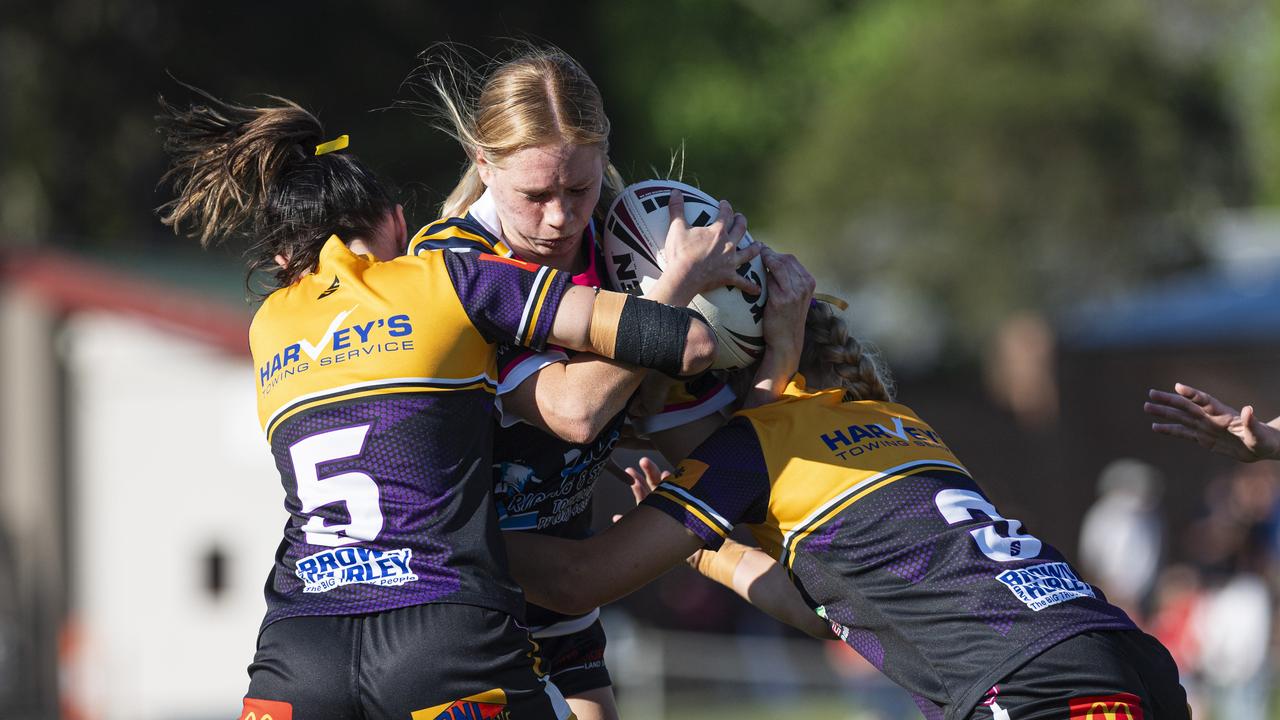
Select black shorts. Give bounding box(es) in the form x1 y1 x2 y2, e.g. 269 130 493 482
964 630 1189 720
537 619 612 697
239 603 572 720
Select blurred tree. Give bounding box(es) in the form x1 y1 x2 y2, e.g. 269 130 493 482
598 0 1249 359
0 0 1257 361
0 0 610 252
769 0 1248 355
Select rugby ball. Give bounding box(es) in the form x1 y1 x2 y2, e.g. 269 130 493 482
602 180 767 370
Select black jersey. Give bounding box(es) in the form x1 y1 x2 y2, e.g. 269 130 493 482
642 378 1136 720
411 191 735 635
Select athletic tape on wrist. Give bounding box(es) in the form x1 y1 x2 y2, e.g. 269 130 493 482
588 289 626 356
590 292 692 376
695 540 749 588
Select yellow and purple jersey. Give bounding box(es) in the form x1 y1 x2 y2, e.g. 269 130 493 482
249 235 571 628
641 377 1135 720
412 191 735 637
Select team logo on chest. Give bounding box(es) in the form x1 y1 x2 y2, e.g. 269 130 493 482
495 429 620 531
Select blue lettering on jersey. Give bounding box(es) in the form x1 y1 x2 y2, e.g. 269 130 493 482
295 546 418 594
996 561 1095 611
820 418 945 460
259 313 417 393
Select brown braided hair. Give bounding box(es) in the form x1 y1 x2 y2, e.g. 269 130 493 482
798 300 896 402
157 85 395 291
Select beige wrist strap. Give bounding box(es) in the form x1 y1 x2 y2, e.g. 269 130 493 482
588 290 627 356
694 539 749 588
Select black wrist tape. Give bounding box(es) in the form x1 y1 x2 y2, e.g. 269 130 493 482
613 295 694 376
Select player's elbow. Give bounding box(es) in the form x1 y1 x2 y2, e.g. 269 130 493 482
539 397 609 444
681 316 717 376
543 409 604 445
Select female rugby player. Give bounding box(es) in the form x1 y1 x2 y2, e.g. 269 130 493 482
157 87 719 719
507 257 1190 720
406 46 761 720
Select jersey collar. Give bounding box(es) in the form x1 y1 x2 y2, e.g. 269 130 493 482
780 374 845 403
466 189 507 248
317 234 369 270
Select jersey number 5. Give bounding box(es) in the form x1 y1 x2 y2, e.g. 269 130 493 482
289 424 384 547
934 488 1042 562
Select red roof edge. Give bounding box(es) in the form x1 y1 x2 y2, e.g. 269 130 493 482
1 249 250 356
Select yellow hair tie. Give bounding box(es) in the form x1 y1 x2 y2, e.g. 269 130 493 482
315 134 349 156
814 292 849 311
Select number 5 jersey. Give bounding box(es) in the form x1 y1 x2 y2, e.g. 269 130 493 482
641 377 1136 720
248 236 571 628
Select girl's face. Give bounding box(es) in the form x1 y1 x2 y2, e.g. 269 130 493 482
476 142 604 272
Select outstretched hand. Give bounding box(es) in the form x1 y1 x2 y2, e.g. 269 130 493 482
662 189 761 298
1145 383 1280 462
609 455 671 522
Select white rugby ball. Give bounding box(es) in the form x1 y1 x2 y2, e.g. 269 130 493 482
602 179 767 370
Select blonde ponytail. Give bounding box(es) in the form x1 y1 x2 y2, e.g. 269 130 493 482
799 301 895 402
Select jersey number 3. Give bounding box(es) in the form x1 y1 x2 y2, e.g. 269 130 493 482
289 424 384 547
934 488 1042 562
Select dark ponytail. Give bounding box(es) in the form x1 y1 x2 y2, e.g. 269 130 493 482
157 85 394 290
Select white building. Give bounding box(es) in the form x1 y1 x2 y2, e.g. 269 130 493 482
1 250 284 720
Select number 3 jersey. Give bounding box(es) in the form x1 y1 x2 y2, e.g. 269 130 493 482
248 236 571 629
641 378 1136 720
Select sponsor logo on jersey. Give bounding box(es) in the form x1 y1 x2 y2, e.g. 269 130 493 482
995 561 1096 611
412 690 510 720
819 418 946 460
295 546 418 594
815 605 854 642
496 429 620 531
420 702 509 720
240 698 293 720
317 275 341 299
259 311 415 394
1068 692 1143 719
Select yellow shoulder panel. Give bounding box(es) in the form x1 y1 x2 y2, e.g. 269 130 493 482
249 238 495 436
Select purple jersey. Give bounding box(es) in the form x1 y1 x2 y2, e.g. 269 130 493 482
642 380 1136 720
249 236 570 627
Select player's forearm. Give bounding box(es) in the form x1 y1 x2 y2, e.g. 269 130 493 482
694 538 832 640
533 357 647 443
506 533 649 616
736 549 833 639
744 346 800 409
506 508 703 616
550 287 716 376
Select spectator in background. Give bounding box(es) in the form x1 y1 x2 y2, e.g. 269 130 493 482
1192 464 1275 720
1078 458 1165 621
